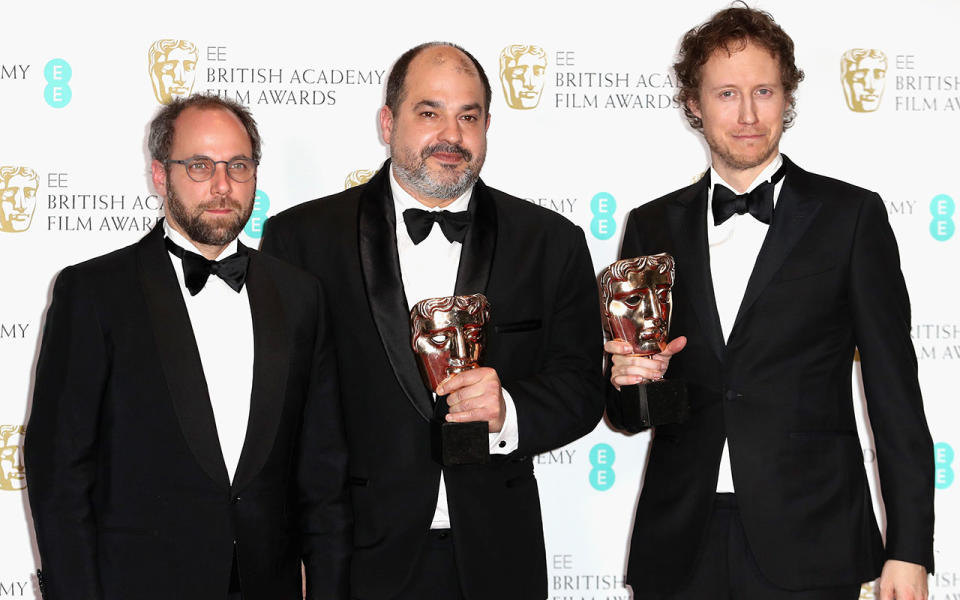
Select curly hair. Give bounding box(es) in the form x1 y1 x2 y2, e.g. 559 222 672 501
674 4 805 130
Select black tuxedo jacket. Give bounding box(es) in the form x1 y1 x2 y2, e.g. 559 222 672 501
609 156 934 593
25 223 350 600
261 161 604 600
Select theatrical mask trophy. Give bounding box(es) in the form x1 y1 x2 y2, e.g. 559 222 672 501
411 293 491 465
600 254 689 431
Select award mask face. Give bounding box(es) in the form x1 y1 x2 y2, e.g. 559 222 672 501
599 254 675 356
410 294 490 393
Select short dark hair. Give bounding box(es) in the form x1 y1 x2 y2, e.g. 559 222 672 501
147 93 262 163
674 4 805 130
385 42 492 115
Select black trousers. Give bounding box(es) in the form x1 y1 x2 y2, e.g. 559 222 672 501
393 529 465 600
636 494 861 600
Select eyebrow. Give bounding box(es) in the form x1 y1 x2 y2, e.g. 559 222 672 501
412 99 483 113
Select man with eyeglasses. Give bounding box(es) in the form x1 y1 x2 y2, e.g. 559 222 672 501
25 94 350 600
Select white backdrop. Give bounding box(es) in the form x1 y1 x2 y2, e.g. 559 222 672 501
1 1 957 598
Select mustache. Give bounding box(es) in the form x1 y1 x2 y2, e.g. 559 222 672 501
421 143 472 162
196 196 243 211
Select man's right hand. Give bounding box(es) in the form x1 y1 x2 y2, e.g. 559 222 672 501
605 336 687 390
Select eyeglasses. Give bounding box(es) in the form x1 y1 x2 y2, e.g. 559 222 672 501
165 156 259 183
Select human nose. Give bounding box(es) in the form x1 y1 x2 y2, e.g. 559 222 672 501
438 114 463 144
738 95 758 125
210 163 233 194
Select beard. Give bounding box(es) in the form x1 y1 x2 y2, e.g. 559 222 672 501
165 180 254 247
391 139 485 201
703 126 782 172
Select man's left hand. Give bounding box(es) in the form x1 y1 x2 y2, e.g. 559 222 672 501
878 559 927 600
437 367 506 433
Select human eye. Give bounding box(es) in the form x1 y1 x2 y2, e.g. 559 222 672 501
719 89 736 99
228 159 251 173
460 114 478 122
187 158 212 172
420 111 437 119
756 88 773 97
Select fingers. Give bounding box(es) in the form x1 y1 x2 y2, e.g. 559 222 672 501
660 336 688 357
603 340 635 355
439 368 505 431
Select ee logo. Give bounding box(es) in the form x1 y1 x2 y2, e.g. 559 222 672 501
934 442 953 490
589 443 615 491
243 190 270 240
44 58 72 108
929 194 954 242
591 192 616 241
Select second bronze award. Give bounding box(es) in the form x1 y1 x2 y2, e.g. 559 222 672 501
600 254 689 431
410 293 491 465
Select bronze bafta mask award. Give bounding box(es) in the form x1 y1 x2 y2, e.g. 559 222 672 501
600 254 689 431
411 294 491 465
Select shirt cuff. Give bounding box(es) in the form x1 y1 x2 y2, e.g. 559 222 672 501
489 387 519 454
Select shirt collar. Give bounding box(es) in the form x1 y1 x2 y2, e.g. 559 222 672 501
389 166 473 217
163 219 239 261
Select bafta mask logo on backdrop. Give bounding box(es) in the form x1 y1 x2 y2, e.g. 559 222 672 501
841 49 887 113
499 45 547 110
0 166 39 233
149 39 199 104
344 169 377 189
0 425 25 491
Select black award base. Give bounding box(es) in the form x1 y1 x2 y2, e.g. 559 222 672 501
436 421 489 465
618 379 689 433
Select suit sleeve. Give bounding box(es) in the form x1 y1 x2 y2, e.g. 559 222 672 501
511 226 605 456
849 194 935 572
25 267 107 600
299 280 352 600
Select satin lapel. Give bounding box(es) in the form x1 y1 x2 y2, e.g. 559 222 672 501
453 179 497 296
358 164 434 421
231 248 289 493
666 177 725 361
136 222 230 490
732 156 822 332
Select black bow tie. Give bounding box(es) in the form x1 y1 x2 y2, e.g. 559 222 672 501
712 164 787 226
403 208 471 245
164 237 249 296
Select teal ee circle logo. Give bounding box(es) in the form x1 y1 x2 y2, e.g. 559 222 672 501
590 192 616 240
934 442 954 490
244 190 270 239
43 59 72 108
929 194 954 242
589 443 615 491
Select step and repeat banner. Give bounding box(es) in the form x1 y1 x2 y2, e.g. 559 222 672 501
2 1 957 598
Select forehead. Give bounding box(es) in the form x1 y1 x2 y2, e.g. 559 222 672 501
163 47 196 61
701 40 781 86
4 174 38 187
170 107 252 155
853 56 885 69
403 47 485 106
421 306 484 329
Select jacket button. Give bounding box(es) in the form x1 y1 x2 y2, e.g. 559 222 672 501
232 496 241 504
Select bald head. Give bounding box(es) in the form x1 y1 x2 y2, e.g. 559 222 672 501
385 42 492 115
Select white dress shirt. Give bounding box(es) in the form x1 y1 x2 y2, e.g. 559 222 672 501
164 221 254 483
706 154 784 493
390 169 519 529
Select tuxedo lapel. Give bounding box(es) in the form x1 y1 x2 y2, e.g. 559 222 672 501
358 163 434 422
732 156 822 333
666 177 725 361
136 222 230 490
231 248 289 493
453 179 497 296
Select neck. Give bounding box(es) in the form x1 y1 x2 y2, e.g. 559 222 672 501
165 217 231 261
712 151 779 194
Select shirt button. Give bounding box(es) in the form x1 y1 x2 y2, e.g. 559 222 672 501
498 441 506 448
